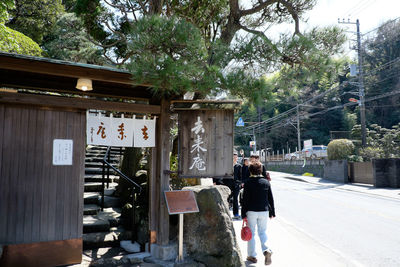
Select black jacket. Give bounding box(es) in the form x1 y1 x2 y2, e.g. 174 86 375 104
242 165 250 184
222 163 242 188
233 163 242 186
262 164 267 178
241 176 275 218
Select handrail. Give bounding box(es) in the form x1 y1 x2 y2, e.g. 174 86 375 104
102 146 142 193
101 146 141 243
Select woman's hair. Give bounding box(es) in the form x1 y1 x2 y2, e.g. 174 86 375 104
249 162 262 175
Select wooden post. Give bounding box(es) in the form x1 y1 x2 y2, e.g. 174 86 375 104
149 147 157 245
156 99 171 245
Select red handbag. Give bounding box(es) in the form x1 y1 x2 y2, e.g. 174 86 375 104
241 218 252 241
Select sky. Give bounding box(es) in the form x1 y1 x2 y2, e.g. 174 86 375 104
241 0 400 61
261 0 400 38
226 0 400 74
304 0 400 33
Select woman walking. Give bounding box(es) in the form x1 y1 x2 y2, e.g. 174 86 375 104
241 162 275 265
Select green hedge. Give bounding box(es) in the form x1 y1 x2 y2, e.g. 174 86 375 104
327 139 354 160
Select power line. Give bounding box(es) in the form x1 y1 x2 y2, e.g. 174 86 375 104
240 60 399 134
362 16 400 37
350 0 376 17
244 86 400 137
342 0 370 17
302 89 400 119
366 103 400 108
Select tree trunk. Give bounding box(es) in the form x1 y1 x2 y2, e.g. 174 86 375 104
220 0 241 46
117 147 143 204
149 0 164 15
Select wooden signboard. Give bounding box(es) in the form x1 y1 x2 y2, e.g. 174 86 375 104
164 190 199 215
178 109 234 178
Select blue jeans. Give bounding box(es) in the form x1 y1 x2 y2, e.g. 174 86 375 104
246 211 271 257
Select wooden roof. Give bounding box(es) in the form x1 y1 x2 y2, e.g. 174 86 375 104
0 52 155 101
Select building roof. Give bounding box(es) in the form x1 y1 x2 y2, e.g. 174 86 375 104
0 52 155 101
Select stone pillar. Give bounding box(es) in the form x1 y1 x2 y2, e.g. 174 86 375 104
373 159 400 188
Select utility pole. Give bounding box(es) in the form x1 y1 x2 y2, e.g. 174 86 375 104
296 104 301 152
338 18 367 146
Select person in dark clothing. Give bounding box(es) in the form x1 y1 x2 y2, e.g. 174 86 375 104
239 158 250 207
250 154 271 181
242 162 275 265
241 158 250 185
232 153 242 219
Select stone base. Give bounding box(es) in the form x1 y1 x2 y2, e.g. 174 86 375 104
150 243 177 261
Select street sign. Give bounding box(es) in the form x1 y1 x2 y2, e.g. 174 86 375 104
249 141 256 147
304 139 312 150
349 98 359 103
236 117 245 127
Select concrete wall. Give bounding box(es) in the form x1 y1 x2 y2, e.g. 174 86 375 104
349 162 374 184
323 160 348 183
266 160 324 177
373 159 400 188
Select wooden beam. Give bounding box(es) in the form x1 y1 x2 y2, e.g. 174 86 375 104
0 69 154 100
156 99 171 245
0 53 136 85
171 100 242 104
0 92 161 114
149 147 158 244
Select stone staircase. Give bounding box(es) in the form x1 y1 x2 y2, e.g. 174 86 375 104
80 146 140 266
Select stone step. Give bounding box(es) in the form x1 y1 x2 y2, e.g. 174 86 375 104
102 195 121 208
84 182 103 192
84 192 100 205
83 207 123 233
100 207 122 227
85 157 119 163
85 167 117 175
85 252 154 267
81 247 128 264
84 204 101 215
85 150 121 155
85 153 122 157
87 146 124 151
85 182 118 193
84 192 120 206
85 162 119 169
85 174 120 183
83 215 111 233
83 228 132 250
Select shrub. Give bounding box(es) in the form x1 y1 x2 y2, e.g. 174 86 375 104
0 24 43 56
327 139 354 160
347 155 363 162
359 147 384 160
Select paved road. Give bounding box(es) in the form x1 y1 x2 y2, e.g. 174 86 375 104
266 173 400 266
